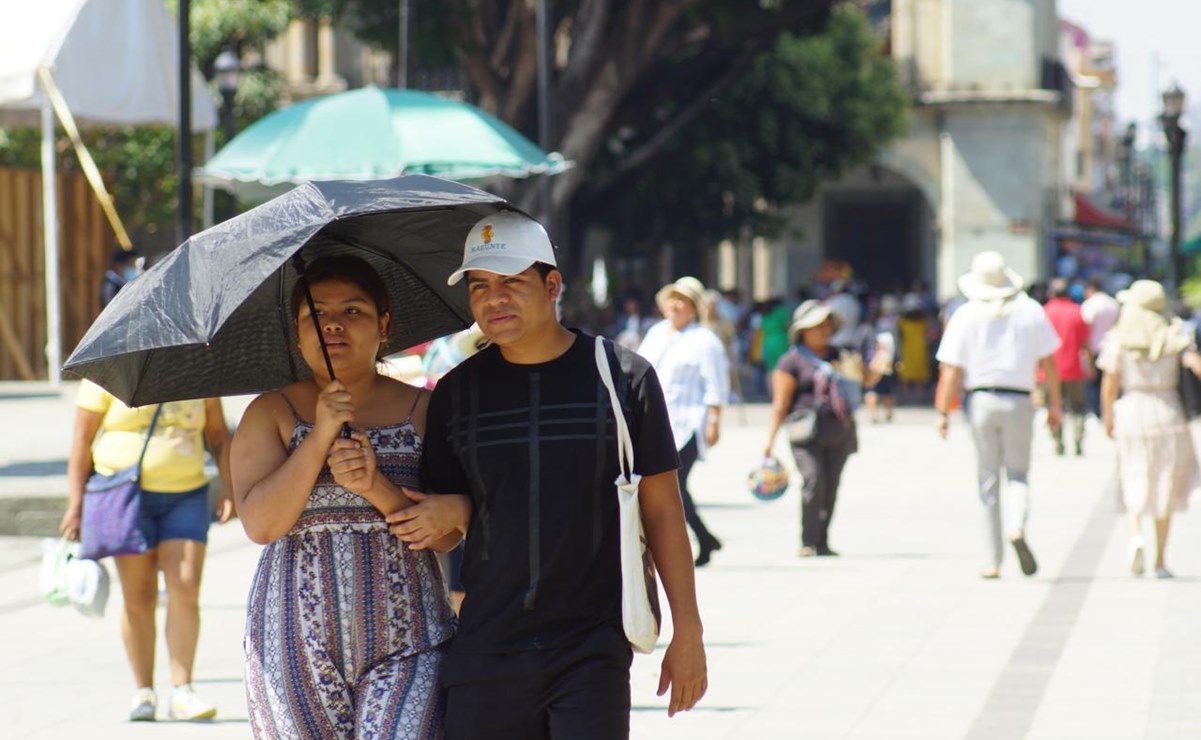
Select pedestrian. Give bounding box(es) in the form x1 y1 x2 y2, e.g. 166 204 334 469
826 279 861 350
637 277 730 567
1099 280 1201 579
862 295 900 423
100 248 140 310
389 211 707 739
934 251 1062 579
763 300 868 557
1081 277 1120 416
1041 278 1092 455
611 294 655 350
60 381 234 721
897 293 933 403
231 255 461 738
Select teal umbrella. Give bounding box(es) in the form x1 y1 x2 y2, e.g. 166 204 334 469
195 87 569 201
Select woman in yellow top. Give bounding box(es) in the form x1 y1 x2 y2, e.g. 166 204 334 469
59 381 233 722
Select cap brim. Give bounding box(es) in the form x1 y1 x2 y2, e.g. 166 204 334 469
447 255 541 286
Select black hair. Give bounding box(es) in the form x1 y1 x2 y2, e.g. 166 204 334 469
110 248 138 267
532 262 557 281
290 255 390 321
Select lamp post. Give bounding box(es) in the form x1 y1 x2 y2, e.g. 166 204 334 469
1161 84 1187 287
213 49 241 222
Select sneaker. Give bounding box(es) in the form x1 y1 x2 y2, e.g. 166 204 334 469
1011 536 1038 576
168 684 216 721
129 688 156 722
1155 567 1174 580
1129 538 1146 576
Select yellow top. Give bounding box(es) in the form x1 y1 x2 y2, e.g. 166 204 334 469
76 380 210 493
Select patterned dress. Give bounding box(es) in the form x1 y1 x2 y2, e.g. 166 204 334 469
244 405 455 739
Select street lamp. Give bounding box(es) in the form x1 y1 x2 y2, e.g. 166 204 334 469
1161 83 1187 286
214 49 241 221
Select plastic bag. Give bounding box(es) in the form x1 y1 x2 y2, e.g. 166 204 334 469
65 556 111 618
39 538 76 607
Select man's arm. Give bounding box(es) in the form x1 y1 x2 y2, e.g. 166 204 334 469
1040 355 1062 431
638 469 707 717
934 363 964 439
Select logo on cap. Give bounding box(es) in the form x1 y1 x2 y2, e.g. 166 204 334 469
481 225 494 244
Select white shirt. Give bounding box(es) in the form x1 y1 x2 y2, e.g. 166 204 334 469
1081 292 1120 355
827 293 861 348
935 295 1061 391
636 320 729 457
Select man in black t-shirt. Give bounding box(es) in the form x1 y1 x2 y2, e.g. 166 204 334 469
387 211 707 739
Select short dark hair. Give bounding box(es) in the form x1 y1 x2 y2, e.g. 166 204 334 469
291 255 390 320
110 248 137 267
1086 277 1104 293
531 262 557 281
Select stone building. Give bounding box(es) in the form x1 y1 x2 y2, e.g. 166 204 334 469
738 0 1073 300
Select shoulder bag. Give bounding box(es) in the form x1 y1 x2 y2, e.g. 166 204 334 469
594 337 662 654
80 405 162 560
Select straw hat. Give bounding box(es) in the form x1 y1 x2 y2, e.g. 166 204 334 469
957 251 1023 302
655 276 708 313
1114 280 1187 361
789 299 843 341
1116 279 1168 313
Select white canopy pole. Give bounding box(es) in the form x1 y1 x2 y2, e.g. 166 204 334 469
202 130 215 228
40 93 62 386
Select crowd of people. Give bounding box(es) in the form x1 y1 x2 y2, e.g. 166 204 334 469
59 210 1201 736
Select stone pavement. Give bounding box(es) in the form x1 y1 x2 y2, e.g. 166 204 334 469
2 383 1200 738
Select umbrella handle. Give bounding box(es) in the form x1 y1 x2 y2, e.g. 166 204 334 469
292 254 352 439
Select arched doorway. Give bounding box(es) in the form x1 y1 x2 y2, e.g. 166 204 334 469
822 165 935 295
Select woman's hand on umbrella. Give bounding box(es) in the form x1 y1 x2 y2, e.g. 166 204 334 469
314 380 356 444
328 431 379 496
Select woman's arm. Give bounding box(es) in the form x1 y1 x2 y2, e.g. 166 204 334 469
60 407 104 541
203 398 235 523
1101 366 1121 438
764 370 798 457
231 395 330 544
934 364 964 439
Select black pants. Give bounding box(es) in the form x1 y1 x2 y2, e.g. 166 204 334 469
443 626 633 740
677 436 718 548
792 441 853 549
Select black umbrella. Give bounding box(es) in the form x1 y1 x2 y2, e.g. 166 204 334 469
64 175 514 406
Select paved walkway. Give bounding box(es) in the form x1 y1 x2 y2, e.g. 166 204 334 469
2 384 1199 738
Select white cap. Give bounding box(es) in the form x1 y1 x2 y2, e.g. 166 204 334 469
448 211 557 286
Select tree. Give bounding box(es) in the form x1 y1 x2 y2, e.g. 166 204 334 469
587 6 908 257
312 0 838 220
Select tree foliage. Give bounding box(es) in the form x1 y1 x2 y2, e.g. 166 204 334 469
589 6 909 253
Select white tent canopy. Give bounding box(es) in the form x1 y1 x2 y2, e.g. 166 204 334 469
0 0 217 382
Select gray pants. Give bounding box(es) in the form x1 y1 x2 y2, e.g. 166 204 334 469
968 391 1034 568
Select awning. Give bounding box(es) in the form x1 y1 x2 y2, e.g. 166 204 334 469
1072 191 1133 231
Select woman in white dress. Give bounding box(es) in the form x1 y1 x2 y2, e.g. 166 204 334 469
1099 280 1201 578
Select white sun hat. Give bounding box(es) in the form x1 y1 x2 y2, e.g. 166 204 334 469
448 210 557 286
957 251 1024 302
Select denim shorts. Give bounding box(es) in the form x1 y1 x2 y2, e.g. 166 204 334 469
138 484 210 548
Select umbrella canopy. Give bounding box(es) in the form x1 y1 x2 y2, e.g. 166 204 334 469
64 175 515 406
194 87 570 202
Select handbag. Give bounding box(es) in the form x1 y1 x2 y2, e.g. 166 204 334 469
1179 361 1201 419
785 408 818 445
594 337 662 654
80 404 162 561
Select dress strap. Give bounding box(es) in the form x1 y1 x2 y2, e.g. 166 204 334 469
278 392 307 424
402 388 424 424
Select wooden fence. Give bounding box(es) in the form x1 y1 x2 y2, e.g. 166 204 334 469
0 167 114 380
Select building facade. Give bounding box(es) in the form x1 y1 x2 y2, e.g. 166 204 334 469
741 0 1072 300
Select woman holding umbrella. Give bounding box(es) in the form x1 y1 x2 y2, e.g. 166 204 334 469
231 255 465 738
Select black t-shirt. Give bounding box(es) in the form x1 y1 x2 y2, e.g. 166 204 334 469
775 346 840 414
422 330 679 655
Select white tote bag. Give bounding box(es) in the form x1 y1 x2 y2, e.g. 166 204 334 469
595 337 662 654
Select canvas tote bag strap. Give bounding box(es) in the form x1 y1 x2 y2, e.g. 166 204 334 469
594 337 636 484
134 404 164 479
